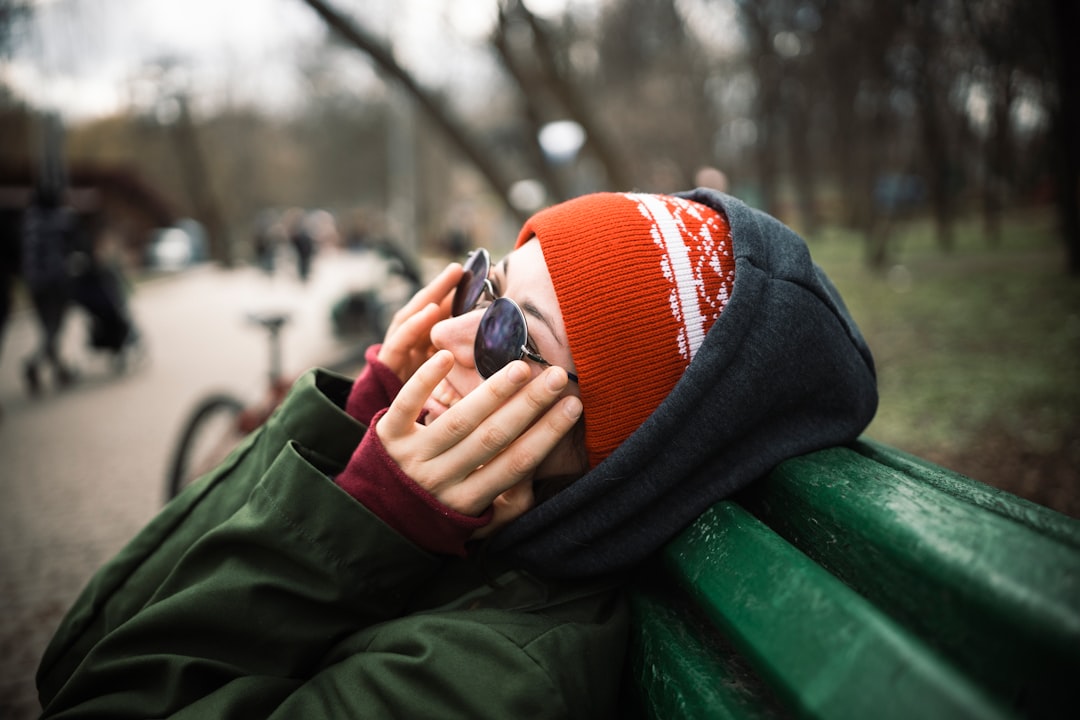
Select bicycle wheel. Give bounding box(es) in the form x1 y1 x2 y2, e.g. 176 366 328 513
166 394 246 502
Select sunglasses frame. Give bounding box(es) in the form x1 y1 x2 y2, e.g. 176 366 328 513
454 249 579 383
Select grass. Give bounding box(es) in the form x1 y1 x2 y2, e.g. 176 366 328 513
807 207 1080 516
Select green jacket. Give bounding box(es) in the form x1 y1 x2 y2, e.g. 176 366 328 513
37 370 628 719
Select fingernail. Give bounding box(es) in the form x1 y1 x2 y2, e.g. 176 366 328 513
563 396 582 419
546 368 567 391
507 361 528 384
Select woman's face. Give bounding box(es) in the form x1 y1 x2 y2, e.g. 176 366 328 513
427 239 586 488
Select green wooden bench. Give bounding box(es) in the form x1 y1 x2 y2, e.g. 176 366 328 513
625 439 1080 719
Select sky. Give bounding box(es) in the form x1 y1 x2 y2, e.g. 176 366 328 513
3 0 580 121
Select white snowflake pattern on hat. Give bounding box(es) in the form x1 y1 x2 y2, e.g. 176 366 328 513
630 193 733 364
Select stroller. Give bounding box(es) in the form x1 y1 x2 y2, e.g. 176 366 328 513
70 257 141 371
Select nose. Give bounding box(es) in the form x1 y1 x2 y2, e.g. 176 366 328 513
430 309 482 371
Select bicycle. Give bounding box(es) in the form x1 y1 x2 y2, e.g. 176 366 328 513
164 311 295 502
164 243 422 503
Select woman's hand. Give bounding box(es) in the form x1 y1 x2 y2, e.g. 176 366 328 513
377 263 463 383
376 350 583 522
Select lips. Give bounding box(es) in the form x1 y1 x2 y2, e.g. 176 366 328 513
427 378 463 417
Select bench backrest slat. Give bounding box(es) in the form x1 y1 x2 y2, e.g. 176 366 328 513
854 439 1080 551
736 444 1080 715
627 440 1080 718
662 502 1011 720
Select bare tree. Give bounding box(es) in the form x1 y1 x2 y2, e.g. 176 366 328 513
812 1 905 241
904 0 958 253
962 0 1022 247
300 0 526 222
0 0 31 59
732 0 784 218
592 0 717 191
507 0 633 191
1049 0 1080 275
489 6 570 202
973 0 1080 275
171 94 232 265
963 0 1080 274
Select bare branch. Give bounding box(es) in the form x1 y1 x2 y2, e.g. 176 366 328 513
300 0 526 222
490 5 570 201
514 0 633 190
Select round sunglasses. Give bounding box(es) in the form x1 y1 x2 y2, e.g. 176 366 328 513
452 248 579 382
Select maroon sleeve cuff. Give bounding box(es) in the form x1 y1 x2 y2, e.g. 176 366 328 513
345 345 404 426
335 409 492 557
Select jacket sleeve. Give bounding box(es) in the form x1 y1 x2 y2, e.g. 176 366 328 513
38 408 445 718
37 370 368 699
39 439 626 720
38 369 628 719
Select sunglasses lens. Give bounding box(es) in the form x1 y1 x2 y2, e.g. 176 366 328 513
474 298 526 378
452 250 489 316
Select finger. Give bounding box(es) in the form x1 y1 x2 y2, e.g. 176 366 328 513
478 394 582 487
379 303 441 359
383 265 459 342
428 360 534 451
380 350 453 436
391 263 461 328
436 285 457 317
442 366 570 470
442 394 581 515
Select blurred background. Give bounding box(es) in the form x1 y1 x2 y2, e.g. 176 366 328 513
0 0 1078 716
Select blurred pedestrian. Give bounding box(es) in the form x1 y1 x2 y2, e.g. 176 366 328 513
0 206 21 362
0 207 22 421
20 184 78 394
288 208 315 283
252 209 279 276
695 165 730 193
37 189 878 718
70 227 141 371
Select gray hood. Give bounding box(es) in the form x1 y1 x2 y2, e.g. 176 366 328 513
491 188 878 579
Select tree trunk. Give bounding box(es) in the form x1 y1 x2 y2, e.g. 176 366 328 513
1051 0 1080 275
861 108 891 271
982 65 1013 248
172 96 231 266
911 0 955 254
788 87 820 238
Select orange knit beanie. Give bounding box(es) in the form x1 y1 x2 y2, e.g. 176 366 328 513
517 192 735 467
